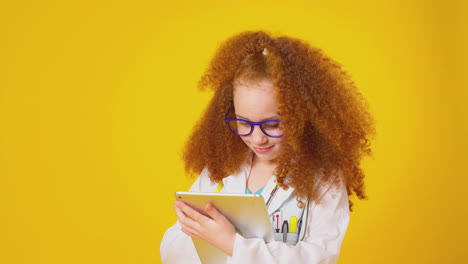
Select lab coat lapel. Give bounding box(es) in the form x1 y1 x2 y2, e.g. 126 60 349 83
266 184 295 216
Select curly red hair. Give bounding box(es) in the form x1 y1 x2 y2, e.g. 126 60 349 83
183 31 375 211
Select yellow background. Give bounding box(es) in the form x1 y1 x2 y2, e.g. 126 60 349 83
1 0 467 263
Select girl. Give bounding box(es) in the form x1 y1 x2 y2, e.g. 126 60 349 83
160 31 375 263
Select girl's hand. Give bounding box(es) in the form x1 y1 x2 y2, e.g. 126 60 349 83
174 200 237 256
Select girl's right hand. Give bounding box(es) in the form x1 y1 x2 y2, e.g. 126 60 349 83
173 200 237 256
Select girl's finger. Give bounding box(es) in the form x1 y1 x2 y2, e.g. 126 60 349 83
175 205 200 229
204 203 225 223
180 226 200 238
177 202 210 224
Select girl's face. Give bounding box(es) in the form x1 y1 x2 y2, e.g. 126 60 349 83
233 79 283 164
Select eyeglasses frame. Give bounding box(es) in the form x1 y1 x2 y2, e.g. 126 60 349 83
224 107 284 138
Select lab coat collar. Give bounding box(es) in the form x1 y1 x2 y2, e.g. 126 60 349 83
221 152 296 215
220 154 252 193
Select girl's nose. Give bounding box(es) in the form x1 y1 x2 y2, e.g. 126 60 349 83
251 126 268 145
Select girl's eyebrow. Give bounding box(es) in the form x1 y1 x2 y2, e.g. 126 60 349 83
236 115 280 122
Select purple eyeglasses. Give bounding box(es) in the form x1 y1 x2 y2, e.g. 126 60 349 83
224 107 284 138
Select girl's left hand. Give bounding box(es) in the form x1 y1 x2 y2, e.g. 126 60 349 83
174 200 237 256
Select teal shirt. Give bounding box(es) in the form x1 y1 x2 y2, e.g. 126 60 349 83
245 185 266 195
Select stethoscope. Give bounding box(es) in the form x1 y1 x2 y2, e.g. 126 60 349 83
265 184 279 208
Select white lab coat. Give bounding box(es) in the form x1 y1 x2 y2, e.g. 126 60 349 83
160 159 350 264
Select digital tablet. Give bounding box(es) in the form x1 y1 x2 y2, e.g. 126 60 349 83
174 192 275 263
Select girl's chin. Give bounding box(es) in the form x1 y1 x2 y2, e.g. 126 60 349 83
252 150 279 162
253 156 279 164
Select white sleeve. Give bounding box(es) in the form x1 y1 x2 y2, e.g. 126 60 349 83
227 181 350 264
159 169 211 264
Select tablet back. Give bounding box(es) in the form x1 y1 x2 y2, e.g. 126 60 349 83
174 192 274 264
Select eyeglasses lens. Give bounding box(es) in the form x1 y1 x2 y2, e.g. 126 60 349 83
261 122 282 137
228 120 251 135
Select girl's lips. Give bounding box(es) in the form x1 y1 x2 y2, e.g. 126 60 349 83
253 145 274 153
